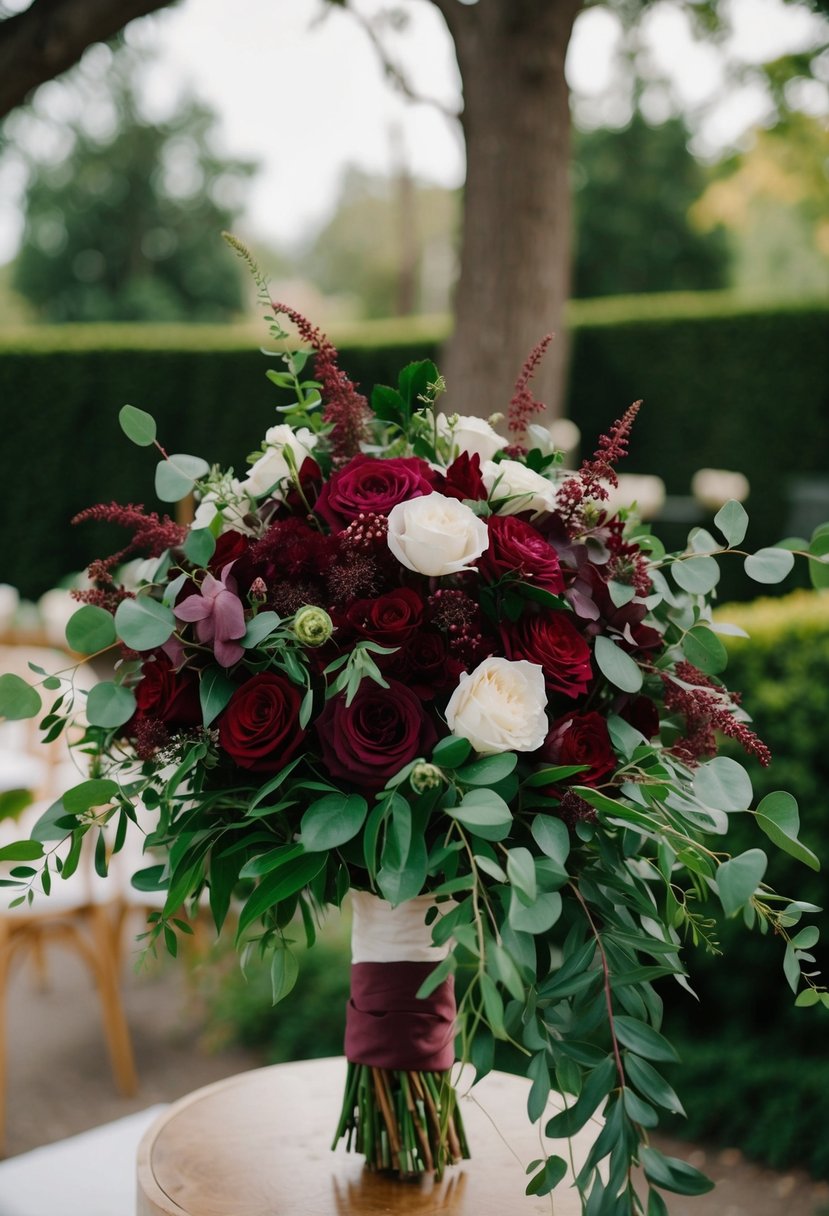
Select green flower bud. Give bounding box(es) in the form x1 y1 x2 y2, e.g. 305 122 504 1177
410 761 444 793
292 605 333 647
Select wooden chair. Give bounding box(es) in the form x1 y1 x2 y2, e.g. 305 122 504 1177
0 644 138 1154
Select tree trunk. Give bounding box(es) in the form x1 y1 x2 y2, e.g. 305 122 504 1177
434 0 582 421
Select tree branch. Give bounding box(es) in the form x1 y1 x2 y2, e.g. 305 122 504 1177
0 0 174 118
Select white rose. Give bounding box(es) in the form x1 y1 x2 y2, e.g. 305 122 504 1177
241 425 318 499
387 492 489 577
437 413 504 463
445 657 548 755
193 477 255 534
482 458 558 517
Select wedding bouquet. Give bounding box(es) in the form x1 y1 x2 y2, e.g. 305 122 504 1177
1 250 826 1212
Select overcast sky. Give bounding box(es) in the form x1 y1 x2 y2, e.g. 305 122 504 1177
1 0 827 264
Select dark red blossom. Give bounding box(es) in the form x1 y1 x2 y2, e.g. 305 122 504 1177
344 588 424 647
480 515 565 594
508 334 553 437
502 612 592 699
439 452 488 502
556 401 642 527
315 455 437 530
662 662 771 767
272 302 370 461
541 711 617 787
72 502 186 586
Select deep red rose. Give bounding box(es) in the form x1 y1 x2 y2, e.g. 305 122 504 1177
134 654 201 727
316 679 437 791
620 694 660 739
344 588 424 647
479 515 565 594
502 612 592 699
541 711 617 787
386 629 451 699
219 672 306 772
208 529 251 577
314 455 437 530
439 452 487 502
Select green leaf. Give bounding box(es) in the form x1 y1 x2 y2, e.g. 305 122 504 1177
431 736 472 768
545 1056 616 1138
525 1155 567 1197
299 794 368 852
0 840 44 862
671 555 720 594
63 779 119 813
509 889 562 935
490 941 524 1002
623 1088 659 1128
131 864 167 892
455 752 518 785
714 499 748 547
693 756 752 811
795 988 820 1008
86 682 136 728
416 953 456 999
792 925 819 949
480 972 507 1039
717 848 767 917
183 527 216 566
199 667 237 727
755 791 819 872
744 546 795 584
65 604 117 654
530 815 571 868
448 789 512 834
613 1016 680 1063
114 596 176 651
237 852 327 938
239 843 305 880
594 636 643 694
155 453 210 502
524 764 589 787
681 625 727 675
506 846 537 905
242 611 281 649
624 1054 685 1115
119 403 157 446
0 674 42 721
640 1147 714 1196
270 948 299 1005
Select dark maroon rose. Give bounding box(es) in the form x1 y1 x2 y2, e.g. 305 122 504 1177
316 679 437 791
386 629 451 699
439 452 487 502
314 455 437 531
219 672 306 772
541 711 617 787
479 515 565 594
208 530 251 576
344 588 424 647
502 612 592 699
134 654 201 727
620 694 660 739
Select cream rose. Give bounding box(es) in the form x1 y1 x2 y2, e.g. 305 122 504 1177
437 413 504 463
241 425 318 499
386 492 489 577
445 656 548 755
482 458 558 517
193 477 255 535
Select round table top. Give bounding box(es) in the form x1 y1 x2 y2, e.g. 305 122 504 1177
137 1057 599 1216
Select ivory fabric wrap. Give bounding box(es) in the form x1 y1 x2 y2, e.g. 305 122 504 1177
345 892 456 1072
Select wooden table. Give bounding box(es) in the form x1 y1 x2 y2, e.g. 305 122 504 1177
137 1057 600 1215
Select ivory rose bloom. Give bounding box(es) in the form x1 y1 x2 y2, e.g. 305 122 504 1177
241 424 318 499
482 459 557 517
387 493 489 577
437 413 503 463
445 656 548 755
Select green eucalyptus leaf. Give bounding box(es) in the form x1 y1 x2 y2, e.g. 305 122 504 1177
199 667 237 728
236 852 327 939
717 848 768 917
155 453 210 502
299 794 368 852
63 779 119 813
119 404 157 447
455 752 517 786
693 756 752 812
594 636 643 694
755 791 819 871
531 815 570 867
86 682 136 728
525 1155 567 1197
0 840 44 862
671 555 720 595
613 1016 680 1063
431 736 472 768
714 499 748 547
509 889 562 934
65 604 117 654
449 789 512 832
270 948 299 1005
624 1054 685 1115
506 846 537 905
681 625 728 675
242 611 281 649
744 546 795 584
183 527 216 566
0 674 42 721
640 1147 714 1196
114 596 176 651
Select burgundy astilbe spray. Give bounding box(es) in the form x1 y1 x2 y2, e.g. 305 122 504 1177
662 661 771 768
272 302 371 462
507 334 554 438
556 400 642 527
71 502 186 591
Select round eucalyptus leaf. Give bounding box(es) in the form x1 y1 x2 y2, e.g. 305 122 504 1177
713 499 748 548
155 453 210 503
693 756 753 811
681 625 728 675
744 547 795 584
65 604 117 654
594 636 643 693
0 673 42 720
183 527 216 567
716 848 767 917
118 404 157 447
114 596 176 650
671 556 720 595
86 682 136 728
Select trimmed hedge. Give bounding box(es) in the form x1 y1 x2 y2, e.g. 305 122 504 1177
1 294 828 597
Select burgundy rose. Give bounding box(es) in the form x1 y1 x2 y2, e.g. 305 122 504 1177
219 672 306 772
541 711 617 787
208 530 251 577
619 694 660 739
439 452 487 502
134 654 201 727
386 629 451 699
314 455 437 530
502 612 592 699
479 515 565 594
316 679 437 790
344 588 424 647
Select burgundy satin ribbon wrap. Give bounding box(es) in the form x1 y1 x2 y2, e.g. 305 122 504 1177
345 961 456 1072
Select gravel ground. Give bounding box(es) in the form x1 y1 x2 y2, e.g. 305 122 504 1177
5 916 829 1216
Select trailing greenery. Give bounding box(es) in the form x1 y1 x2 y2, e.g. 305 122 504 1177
1 296 827 598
